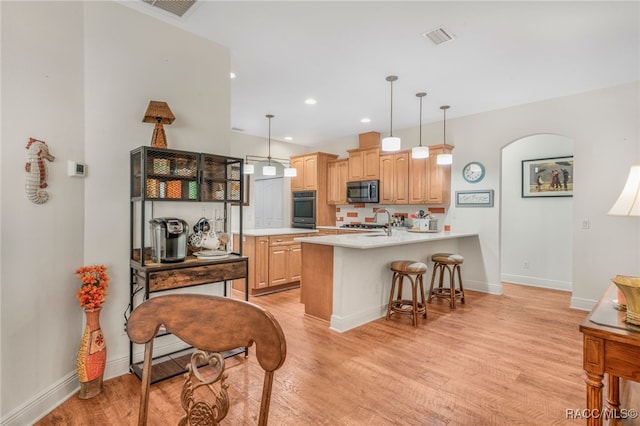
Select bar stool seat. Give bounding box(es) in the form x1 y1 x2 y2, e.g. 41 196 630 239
427 253 465 309
387 260 428 326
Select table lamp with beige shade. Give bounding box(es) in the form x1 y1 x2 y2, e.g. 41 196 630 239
608 165 640 324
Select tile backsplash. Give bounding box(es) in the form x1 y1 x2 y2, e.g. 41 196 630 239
336 205 446 227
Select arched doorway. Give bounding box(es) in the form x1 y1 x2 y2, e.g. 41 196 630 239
500 134 574 291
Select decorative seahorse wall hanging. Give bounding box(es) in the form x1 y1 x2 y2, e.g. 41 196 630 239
25 138 55 204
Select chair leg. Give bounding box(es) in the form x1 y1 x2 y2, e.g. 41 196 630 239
386 272 398 320
410 275 418 326
418 274 427 318
138 341 154 426
456 264 465 304
447 264 456 309
427 263 441 303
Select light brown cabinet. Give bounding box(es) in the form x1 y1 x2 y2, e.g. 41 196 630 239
407 144 453 205
268 235 302 287
290 153 336 191
327 158 349 205
379 151 409 204
290 152 339 226
426 144 453 205
347 147 379 181
233 233 306 295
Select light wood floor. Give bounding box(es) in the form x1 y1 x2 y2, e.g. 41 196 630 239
38 283 595 425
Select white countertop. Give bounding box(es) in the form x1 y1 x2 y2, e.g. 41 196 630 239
295 229 478 249
243 228 318 237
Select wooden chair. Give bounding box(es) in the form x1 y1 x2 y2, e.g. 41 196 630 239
127 294 287 426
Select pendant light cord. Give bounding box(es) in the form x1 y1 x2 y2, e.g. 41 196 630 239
419 95 423 147
385 76 398 138
389 79 394 137
266 114 273 166
440 105 450 144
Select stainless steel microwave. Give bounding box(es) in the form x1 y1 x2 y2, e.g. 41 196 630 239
346 180 379 204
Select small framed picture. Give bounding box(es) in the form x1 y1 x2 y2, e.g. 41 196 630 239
522 156 573 198
455 190 494 207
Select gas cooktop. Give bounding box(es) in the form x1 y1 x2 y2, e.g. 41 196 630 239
340 224 387 229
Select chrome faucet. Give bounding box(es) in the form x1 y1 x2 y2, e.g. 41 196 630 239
373 208 392 236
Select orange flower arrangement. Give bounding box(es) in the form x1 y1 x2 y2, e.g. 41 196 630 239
75 265 109 310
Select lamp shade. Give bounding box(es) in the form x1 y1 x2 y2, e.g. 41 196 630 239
142 101 175 124
262 165 276 176
243 164 255 175
411 146 429 159
381 136 401 152
284 167 297 177
608 165 640 216
437 153 453 165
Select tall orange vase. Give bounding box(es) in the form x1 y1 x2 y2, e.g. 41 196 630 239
77 308 107 399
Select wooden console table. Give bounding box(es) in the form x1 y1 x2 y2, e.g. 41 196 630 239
129 254 249 382
580 284 640 425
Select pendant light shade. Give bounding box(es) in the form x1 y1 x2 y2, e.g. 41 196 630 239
243 163 255 175
283 167 297 177
381 75 401 152
262 165 276 176
411 92 429 159
437 105 453 165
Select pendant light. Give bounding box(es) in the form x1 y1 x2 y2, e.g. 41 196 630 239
243 158 254 175
411 92 429 159
437 105 453 165
262 114 276 176
381 75 401 152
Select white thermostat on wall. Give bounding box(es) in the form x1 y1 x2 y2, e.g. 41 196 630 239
67 160 86 177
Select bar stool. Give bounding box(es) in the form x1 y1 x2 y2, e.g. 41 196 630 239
387 260 428 326
427 253 465 309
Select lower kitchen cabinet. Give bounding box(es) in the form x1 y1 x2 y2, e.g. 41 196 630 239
233 233 307 295
269 242 301 286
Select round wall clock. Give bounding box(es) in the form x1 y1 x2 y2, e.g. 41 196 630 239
462 161 486 183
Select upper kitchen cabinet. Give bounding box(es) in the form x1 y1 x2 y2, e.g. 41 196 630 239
347 147 380 181
290 152 338 191
427 144 453 204
407 144 453 205
379 151 409 204
327 158 349 205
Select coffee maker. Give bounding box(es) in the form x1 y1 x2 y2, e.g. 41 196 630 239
149 218 188 263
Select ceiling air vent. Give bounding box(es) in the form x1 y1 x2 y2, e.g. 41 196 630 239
143 0 197 18
422 27 455 45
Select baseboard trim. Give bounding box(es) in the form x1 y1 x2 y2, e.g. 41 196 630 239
501 273 572 291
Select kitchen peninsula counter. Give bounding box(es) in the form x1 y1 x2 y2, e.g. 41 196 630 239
295 229 480 332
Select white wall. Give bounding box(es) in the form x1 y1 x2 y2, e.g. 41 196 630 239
1 1 86 422
501 134 573 290
1 2 231 424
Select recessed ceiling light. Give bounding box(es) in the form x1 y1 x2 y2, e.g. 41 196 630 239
284 136 293 141
360 117 371 123
304 98 317 105
230 72 236 79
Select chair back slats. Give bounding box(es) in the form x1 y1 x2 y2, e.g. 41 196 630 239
127 294 287 425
